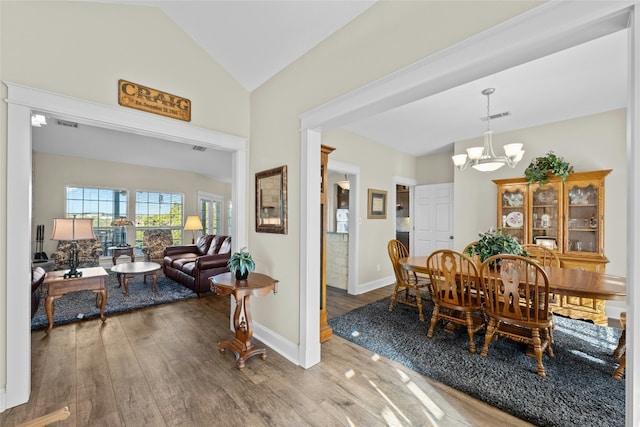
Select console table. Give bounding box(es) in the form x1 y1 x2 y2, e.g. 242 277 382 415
210 272 278 369
43 266 109 334
108 245 135 265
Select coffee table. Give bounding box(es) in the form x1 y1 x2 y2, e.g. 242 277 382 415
111 261 161 297
43 266 109 334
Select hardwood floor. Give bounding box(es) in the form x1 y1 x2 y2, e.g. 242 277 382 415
1 286 533 426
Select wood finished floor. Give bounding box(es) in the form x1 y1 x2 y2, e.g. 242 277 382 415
1 284 533 426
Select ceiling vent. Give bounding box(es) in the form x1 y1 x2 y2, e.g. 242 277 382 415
481 111 511 121
192 145 206 152
56 119 79 128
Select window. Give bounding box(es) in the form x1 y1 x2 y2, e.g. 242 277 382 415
198 191 224 236
135 191 184 245
65 186 128 251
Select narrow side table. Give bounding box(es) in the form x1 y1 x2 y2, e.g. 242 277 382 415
108 245 135 265
43 267 109 334
210 272 278 369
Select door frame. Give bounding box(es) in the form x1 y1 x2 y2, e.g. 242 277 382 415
327 160 360 295
3 82 248 409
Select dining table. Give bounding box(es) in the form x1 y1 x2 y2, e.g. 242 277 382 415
399 256 627 302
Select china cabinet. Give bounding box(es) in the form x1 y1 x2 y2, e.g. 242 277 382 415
493 169 611 324
320 145 335 342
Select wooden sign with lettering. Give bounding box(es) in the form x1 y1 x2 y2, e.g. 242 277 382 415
118 79 191 122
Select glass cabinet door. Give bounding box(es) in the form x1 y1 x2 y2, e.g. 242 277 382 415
530 182 561 249
498 184 527 244
565 182 600 255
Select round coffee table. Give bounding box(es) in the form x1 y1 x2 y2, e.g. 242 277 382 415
111 261 161 297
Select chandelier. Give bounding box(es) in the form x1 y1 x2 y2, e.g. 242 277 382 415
452 88 524 172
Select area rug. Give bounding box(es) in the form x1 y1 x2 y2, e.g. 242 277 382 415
31 271 200 330
329 297 625 427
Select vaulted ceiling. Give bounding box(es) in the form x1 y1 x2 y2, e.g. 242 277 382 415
33 1 627 179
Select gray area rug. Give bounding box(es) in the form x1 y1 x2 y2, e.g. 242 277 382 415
31 271 201 330
329 297 625 427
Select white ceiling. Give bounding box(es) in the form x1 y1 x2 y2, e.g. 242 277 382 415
33 1 627 178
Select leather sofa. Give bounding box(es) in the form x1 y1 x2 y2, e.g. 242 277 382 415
32 265 45 319
163 235 232 295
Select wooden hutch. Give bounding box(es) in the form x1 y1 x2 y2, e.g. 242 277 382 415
320 145 335 342
493 169 611 324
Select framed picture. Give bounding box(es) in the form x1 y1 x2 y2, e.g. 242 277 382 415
534 236 557 250
367 189 387 219
256 165 287 234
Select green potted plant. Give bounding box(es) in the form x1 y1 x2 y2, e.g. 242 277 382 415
228 247 255 280
464 228 528 264
524 151 574 185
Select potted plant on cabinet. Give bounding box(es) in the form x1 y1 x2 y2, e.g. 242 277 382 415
228 247 255 280
524 151 574 185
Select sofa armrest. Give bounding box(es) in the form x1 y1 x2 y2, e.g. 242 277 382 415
196 253 231 271
164 245 199 257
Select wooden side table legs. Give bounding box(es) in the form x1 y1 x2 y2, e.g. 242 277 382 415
218 294 267 369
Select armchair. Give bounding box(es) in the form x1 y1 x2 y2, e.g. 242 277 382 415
142 229 174 263
52 239 103 271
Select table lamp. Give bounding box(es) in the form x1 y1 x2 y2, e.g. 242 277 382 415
184 215 203 244
111 216 134 247
50 216 96 278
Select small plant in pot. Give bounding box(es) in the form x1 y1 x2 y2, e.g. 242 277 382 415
228 247 255 280
464 228 528 265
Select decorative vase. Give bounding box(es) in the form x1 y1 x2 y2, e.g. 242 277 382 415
235 270 249 280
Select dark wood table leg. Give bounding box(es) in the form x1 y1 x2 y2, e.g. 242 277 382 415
218 294 267 369
45 295 56 334
123 275 130 297
144 272 158 292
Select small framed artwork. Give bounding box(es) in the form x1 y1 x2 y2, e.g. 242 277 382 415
534 236 557 250
367 189 387 219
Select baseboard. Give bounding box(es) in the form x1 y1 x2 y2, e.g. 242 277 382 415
0 386 7 413
252 321 300 366
353 275 394 295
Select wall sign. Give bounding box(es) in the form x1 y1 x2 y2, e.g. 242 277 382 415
118 79 191 122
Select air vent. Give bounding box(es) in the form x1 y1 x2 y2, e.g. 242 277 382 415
192 145 206 152
56 119 78 128
481 111 511 121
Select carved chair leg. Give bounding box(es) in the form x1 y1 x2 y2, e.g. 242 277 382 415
465 312 477 354
613 352 626 380
415 286 424 322
427 305 439 338
481 318 497 357
531 328 546 378
389 283 401 312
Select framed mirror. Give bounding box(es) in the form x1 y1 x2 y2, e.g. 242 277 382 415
256 165 287 234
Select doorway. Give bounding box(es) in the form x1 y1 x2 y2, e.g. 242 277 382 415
395 184 410 252
4 83 248 408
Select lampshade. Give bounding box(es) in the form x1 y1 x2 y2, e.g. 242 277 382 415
184 216 203 231
50 217 96 241
111 217 134 227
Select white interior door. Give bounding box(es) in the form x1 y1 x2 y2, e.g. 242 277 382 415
413 183 454 256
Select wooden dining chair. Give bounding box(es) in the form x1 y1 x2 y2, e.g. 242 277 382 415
426 250 483 353
521 244 560 267
462 241 479 257
479 254 554 377
387 239 430 321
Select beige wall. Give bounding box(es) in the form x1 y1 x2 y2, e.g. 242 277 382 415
246 0 540 347
33 152 231 257
446 109 627 277
1 1 249 392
